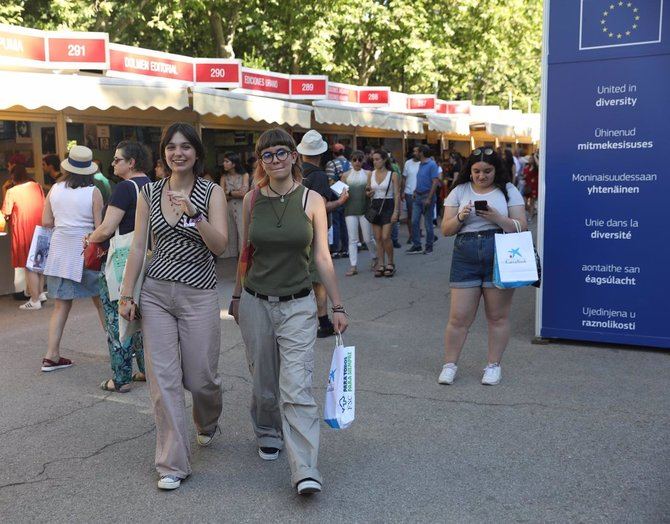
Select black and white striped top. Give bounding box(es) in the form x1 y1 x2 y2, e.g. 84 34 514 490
142 177 217 290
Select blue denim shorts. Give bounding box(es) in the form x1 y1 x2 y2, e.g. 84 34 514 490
449 229 502 288
47 269 101 300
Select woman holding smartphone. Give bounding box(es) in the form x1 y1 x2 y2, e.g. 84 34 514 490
230 127 347 496
119 123 228 490
439 148 526 386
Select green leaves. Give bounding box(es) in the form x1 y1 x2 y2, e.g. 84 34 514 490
6 0 542 110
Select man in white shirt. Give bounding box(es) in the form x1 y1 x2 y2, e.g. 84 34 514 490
400 146 421 244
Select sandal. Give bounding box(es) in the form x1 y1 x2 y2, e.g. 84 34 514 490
100 379 131 393
383 264 396 277
132 372 146 382
345 267 358 277
374 266 385 278
370 258 378 271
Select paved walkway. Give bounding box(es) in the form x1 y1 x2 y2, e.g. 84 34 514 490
0 231 668 523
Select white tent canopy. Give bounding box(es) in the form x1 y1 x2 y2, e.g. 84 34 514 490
0 71 190 111
192 87 312 129
426 114 470 136
313 100 425 134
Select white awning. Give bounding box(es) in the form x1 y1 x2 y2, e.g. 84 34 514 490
485 123 516 138
192 87 312 129
426 114 470 136
313 100 425 134
0 71 190 111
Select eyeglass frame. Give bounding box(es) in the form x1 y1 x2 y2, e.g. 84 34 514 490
260 148 292 164
111 156 126 165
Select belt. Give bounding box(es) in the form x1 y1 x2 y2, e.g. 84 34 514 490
457 228 503 238
244 286 311 303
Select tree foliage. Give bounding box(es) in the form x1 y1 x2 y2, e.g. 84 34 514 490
5 0 543 111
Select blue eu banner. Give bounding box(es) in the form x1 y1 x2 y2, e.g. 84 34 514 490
580 0 663 50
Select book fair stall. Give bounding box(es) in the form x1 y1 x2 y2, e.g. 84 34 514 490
0 22 538 295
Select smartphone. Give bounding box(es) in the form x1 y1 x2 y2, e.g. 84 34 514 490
474 200 488 211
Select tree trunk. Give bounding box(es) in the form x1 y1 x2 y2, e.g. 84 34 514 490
209 6 240 58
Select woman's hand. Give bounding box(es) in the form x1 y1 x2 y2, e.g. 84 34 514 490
167 190 197 216
457 201 473 222
333 311 348 334
391 211 399 223
230 299 240 325
118 300 138 321
82 233 91 249
475 204 503 224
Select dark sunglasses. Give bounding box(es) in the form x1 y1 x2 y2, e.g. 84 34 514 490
260 149 291 164
351 157 364 162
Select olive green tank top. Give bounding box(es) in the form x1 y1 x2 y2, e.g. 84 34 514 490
245 185 313 297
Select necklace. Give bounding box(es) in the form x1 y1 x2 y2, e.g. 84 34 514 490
268 182 294 203
266 182 295 228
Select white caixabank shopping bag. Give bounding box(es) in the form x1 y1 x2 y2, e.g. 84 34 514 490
493 230 539 289
324 335 355 429
26 226 52 273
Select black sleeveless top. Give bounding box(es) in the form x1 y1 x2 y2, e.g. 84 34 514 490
141 177 217 289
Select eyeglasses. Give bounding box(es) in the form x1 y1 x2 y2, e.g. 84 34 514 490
111 157 125 165
472 148 494 158
260 149 291 164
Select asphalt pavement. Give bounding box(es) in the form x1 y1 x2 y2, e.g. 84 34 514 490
0 228 668 523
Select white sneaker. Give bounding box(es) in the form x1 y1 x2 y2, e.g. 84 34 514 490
438 363 457 385
482 363 501 385
157 475 182 490
39 292 48 302
19 300 41 310
196 425 219 446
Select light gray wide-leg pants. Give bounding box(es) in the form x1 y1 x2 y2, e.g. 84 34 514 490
239 289 322 487
141 277 222 478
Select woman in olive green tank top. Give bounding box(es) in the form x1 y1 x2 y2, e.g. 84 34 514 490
230 128 348 496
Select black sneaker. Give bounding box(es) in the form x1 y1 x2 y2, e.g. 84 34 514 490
392 241 401 249
317 324 335 338
406 245 423 254
360 243 369 251
433 235 438 242
406 238 412 245
258 447 280 461
297 478 322 495
423 247 433 255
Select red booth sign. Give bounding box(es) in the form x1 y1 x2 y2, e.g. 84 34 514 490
239 67 290 98
107 44 194 84
406 94 436 112
358 87 390 107
194 59 241 87
0 25 47 67
290 75 327 99
444 101 471 114
327 82 358 104
47 32 109 69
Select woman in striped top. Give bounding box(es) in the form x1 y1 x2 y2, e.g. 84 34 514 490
119 123 228 491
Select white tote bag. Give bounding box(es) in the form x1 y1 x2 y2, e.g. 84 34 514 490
324 334 356 430
105 180 139 301
26 226 53 273
493 220 539 289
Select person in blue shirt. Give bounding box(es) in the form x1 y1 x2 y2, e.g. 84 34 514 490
406 145 440 254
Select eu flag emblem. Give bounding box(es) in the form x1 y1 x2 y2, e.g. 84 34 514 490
579 0 663 50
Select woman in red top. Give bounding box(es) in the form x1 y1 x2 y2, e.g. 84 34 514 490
1 165 46 309
522 154 539 217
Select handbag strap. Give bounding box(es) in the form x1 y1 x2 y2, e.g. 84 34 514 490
511 219 521 233
114 179 142 240
384 171 392 197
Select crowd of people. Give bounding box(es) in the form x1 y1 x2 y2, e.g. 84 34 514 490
0 123 536 495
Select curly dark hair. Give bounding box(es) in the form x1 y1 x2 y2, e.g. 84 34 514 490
453 148 510 201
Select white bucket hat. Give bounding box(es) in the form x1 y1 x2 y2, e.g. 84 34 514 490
296 130 328 156
61 145 97 175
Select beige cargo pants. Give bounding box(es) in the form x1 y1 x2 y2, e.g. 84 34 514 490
239 289 322 486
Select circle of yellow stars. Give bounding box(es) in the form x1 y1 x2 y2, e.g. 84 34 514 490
600 1 640 40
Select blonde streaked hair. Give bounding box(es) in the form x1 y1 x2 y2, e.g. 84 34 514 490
253 128 302 187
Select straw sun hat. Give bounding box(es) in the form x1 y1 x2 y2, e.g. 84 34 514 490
61 145 98 175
